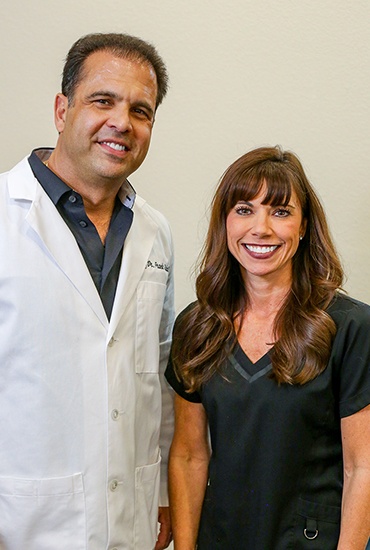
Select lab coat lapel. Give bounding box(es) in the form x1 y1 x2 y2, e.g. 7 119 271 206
108 202 157 336
24 181 108 327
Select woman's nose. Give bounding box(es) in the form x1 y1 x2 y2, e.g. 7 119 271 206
251 212 272 236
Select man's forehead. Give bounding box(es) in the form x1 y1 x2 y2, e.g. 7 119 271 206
82 50 155 80
77 51 157 99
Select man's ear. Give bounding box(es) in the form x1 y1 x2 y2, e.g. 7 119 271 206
54 93 68 133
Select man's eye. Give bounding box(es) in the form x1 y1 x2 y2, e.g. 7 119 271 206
133 108 150 119
94 99 110 105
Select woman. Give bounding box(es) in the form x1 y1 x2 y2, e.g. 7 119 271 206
165 146 370 549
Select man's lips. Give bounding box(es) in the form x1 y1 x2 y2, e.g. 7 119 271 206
99 140 130 152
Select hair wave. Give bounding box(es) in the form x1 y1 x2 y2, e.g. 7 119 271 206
172 146 343 390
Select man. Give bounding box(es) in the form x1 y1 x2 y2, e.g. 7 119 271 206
0 33 174 550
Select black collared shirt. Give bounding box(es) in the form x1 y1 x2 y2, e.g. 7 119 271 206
28 148 134 320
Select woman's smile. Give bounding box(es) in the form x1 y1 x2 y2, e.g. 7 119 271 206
226 184 306 282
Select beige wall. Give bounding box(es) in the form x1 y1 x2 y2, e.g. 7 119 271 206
1 0 369 313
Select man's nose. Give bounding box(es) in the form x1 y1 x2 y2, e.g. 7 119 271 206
107 106 133 133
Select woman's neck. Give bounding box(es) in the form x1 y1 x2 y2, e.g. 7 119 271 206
245 276 292 317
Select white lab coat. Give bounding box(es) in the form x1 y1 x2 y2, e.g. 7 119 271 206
0 156 175 550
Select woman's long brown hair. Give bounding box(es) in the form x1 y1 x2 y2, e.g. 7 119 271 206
172 146 344 390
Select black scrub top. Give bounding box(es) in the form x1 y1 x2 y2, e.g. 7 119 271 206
165 293 370 550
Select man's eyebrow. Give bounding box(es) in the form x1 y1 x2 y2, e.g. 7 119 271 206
86 90 121 100
86 91 155 117
131 99 155 117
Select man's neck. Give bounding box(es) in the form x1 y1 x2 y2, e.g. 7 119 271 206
46 151 120 244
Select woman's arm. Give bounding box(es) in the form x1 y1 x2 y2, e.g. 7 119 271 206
169 394 211 550
337 403 370 550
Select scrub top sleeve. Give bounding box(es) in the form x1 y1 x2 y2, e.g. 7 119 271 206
332 298 370 418
165 355 202 403
165 301 202 403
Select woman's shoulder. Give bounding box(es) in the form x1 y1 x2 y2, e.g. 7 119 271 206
175 300 199 323
327 293 370 418
327 292 370 327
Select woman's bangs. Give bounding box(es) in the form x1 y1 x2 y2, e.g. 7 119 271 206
261 173 292 207
227 169 293 209
226 173 265 210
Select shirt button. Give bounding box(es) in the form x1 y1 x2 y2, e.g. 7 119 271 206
110 479 118 491
79 220 87 228
108 337 115 347
68 194 77 203
111 409 119 420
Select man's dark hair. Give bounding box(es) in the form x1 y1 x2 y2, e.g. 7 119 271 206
62 32 169 108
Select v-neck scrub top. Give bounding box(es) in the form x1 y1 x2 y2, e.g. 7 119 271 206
165 293 370 549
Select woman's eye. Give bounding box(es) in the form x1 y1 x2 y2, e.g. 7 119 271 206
235 206 252 215
274 208 290 217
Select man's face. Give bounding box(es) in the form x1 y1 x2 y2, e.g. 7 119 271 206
54 50 158 189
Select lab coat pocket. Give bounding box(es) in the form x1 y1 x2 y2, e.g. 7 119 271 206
292 498 341 549
134 456 161 550
0 473 86 550
136 281 166 373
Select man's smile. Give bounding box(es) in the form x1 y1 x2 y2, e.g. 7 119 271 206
101 141 129 151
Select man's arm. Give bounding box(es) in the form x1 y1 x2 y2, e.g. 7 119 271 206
155 244 175 550
156 506 172 550
158 249 175 506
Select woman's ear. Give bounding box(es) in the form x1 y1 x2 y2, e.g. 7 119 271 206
300 218 307 239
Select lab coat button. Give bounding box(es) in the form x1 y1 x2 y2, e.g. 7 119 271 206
108 337 115 347
110 479 118 491
111 409 119 420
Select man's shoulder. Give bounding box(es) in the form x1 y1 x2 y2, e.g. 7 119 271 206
134 194 171 232
0 155 37 200
1 155 31 175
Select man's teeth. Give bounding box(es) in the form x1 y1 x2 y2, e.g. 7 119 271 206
246 245 278 254
103 141 127 151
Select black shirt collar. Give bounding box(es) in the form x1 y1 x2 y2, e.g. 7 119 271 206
28 148 136 208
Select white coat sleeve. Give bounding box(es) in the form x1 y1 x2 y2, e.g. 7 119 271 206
158 246 175 506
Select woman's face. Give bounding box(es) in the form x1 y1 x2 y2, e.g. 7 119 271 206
226 183 306 286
